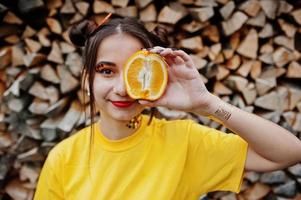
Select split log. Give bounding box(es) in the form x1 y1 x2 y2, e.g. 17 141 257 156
179 36 203 52
190 7 214 22
93 1 114 14
219 1 235 20
115 6 138 18
139 4 157 22
286 61 301 78
239 0 261 17
259 0 278 19
57 65 80 94
158 6 183 24
237 28 258 59
222 11 248 36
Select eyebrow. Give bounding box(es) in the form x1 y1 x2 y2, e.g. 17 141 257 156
95 61 116 67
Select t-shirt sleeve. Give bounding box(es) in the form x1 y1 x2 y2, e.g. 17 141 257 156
34 148 64 200
186 121 248 194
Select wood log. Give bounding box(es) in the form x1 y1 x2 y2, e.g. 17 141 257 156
37 28 51 47
219 0 235 20
139 4 156 22
225 54 240 70
259 0 278 19
222 11 248 36
259 23 273 38
58 100 82 132
23 52 46 67
194 0 218 7
239 0 261 17
216 65 230 80
213 81 232 95
1 1 301 198
288 87 301 110
47 41 63 64
28 98 50 115
278 19 297 38
237 28 258 59
112 0 129 7
190 54 207 70
24 38 42 53
181 20 208 33
293 114 301 131
40 64 60 84
57 65 79 94
274 35 294 51
0 47 11 69
272 47 294 68
75 1 90 16
46 0 62 9
46 18 62 34
93 1 114 14
292 9 301 25
60 41 75 54
202 25 220 43
3 11 22 25
22 26 36 39
246 11 266 27
190 7 214 22
286 61 301 78
115 6 138 17
236 59 254 77
135 0 153 9
282 111 296 127
277 1 293 16
60 0 75 14
179 36 203 52
29 82 48 100
158 6 183 24
242 183 270 200
255 77 276 96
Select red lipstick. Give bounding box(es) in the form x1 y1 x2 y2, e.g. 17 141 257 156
111 101 134 108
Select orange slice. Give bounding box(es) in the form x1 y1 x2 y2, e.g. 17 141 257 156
124 50 168 100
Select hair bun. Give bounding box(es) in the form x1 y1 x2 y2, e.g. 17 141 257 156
69 20 98 47
151 25 169 46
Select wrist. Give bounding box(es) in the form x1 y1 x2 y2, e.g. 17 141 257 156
192 93 221 116
207 97 234 124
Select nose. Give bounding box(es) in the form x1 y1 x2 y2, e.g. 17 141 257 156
113 73 128 97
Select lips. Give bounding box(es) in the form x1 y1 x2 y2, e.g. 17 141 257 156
111 101 135 108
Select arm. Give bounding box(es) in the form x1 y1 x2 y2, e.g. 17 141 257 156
139 47 301 172
194 94 301 172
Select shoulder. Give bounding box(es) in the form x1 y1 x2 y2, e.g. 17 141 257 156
46 125 92 165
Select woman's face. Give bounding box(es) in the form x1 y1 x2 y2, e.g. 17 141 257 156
93 33 145 122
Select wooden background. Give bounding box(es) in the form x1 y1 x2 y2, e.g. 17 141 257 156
0 0 301 199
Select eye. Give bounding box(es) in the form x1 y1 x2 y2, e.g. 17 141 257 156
95 64 114 76
100 69 113 75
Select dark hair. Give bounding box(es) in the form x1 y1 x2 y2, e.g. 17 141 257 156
69 16 169 159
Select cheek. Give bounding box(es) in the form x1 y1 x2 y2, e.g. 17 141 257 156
93 78 112 98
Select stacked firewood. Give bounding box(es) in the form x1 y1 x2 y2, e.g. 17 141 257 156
0 0 300 199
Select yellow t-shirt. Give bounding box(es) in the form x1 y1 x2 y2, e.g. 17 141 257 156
34 115 248 200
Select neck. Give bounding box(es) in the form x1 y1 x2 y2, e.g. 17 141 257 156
98 115 141 140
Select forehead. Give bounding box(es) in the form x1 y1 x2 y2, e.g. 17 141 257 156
97 33 144 62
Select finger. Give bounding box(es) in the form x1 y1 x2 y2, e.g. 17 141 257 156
149 46 165 54
172 50 194 68
138 100 156 107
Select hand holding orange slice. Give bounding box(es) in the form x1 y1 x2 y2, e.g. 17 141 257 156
124 50 168 100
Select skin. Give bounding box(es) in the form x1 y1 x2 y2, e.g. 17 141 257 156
93 33 145 140
93 33 301 172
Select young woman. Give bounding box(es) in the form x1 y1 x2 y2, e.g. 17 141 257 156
34 15 301 200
